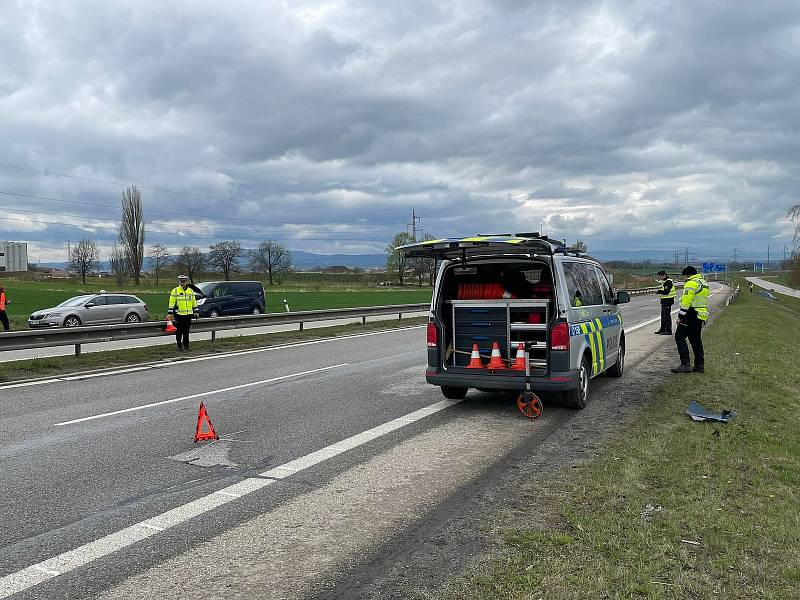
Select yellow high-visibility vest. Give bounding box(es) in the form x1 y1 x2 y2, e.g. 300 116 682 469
679 275 709 321
168 285 198 316
661 278 677 300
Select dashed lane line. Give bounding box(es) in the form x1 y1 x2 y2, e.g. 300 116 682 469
0 398 463 599
54 364 349 427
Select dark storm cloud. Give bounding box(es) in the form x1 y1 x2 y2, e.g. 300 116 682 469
1 0 798 261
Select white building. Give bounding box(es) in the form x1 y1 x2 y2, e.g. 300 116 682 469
0 242 28 272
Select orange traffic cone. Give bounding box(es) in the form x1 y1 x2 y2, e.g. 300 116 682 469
487 341 507 370
466 344 484 369
511 343 527 371
165 318 176 334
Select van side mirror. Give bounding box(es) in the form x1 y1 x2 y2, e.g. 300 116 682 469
614 291 630 304
85 302 95 308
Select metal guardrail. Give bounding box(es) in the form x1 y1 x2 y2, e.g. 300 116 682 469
725 285 741 307
0 286 660 357
0 304 431 355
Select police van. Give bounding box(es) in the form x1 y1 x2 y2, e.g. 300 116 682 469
400 234 630 408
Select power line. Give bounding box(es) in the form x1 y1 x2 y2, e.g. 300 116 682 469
0 162 336 209
0 189 400 229
0 205 382 237
0 215 388 243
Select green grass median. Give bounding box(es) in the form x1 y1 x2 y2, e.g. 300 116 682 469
0 316 427 384
441 283 800 599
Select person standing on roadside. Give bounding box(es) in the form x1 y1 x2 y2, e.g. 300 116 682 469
654 270 676 335
168 275 199 351
672 266 709 374
0 286 10 331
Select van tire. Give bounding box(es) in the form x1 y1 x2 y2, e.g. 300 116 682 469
208 308 220 318
563 356 590 409
607 339 625 377
251 305 262 315
441 386 468 400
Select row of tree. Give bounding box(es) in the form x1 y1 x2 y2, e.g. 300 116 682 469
70 239 293 285
385 232 437 286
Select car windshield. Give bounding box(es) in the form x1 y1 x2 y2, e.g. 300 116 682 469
56 295 95 307
197 283 216 296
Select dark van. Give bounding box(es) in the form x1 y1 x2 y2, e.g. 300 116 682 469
195 281 266 317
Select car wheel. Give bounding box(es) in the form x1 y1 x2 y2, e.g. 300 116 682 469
125 313 141 323
251 305 262 315
64 316 82 327
441 386 468 400
563 355 590 409
208 309 220 318
607 341 625 377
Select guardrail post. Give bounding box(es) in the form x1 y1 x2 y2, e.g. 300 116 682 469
299 322 304 331
399 312 402 320
362 316 366 325
75 344 81 357
211 330 216 344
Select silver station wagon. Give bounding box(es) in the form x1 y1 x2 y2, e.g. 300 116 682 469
28 292 150 328
400 234 630 408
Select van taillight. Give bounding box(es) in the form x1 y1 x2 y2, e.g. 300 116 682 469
427 322 438 347
551 322 569 351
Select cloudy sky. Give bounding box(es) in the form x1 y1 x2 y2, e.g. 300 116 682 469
1 0 798 263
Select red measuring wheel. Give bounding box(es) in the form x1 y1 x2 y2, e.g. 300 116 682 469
516 392 543 419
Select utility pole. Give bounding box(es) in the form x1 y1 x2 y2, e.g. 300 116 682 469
684 247 689 265
767 245 770 269
731 248 739 268
408 209 421 242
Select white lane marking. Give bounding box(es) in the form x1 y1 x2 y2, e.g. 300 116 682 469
0 398 461 599
625 286 722 333
54 364 348 427
61 366 153 380
0 325 426 392
0 378 62 389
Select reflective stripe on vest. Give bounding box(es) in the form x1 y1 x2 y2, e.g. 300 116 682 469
168 286 197 315
680 275 709 320
662 278 677 300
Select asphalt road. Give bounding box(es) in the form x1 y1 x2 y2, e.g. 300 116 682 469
0 285 724 599
746 276 800 298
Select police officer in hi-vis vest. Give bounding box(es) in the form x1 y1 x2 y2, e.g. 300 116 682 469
672 266 709 373
654 270 676 335
168 275 199 351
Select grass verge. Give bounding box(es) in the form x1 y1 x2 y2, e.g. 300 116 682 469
0 316 427 384
439 282 800 599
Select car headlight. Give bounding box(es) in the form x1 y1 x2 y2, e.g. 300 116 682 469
196 298 206 305
44 312 62 318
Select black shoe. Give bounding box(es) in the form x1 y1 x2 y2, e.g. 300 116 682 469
693 365 705 373
671 364 693 373
177 346 184 352
662 331 673 335
654 330 664 334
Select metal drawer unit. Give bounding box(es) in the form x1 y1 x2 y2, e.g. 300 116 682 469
447 300 549 370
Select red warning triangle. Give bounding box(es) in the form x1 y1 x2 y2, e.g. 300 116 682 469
194 402 219 442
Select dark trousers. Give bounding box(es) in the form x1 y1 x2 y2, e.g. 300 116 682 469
675 311 704 367
659 300 674 333
0 310 8 331
174 314 192 349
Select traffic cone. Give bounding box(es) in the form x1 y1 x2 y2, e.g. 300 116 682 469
466 344 484 369
165 318 176 334
487 341 507 370
511 343 527 371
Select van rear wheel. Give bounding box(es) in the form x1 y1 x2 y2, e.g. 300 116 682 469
563 356 590 409
441 386 468 400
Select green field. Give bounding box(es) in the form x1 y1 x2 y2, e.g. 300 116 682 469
0 278 432 329
440 281 800 599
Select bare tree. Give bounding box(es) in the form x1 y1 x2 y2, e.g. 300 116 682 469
120 185 145 285
209 240 243 281
385 232 414 285
174 246 205 283
148 243 170 285
249 240 293 285
789 205 800 248
109 243 129 288
69 238 100 284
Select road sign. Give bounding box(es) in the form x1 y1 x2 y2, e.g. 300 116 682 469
702 262 715 273
715 264 726 272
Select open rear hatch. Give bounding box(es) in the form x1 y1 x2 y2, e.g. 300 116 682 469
398 234 559 261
